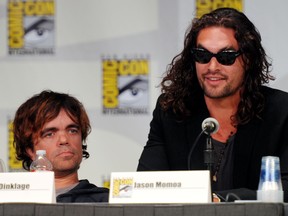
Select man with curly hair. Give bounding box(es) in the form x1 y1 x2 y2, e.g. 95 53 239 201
13 90 109 202
137 8 288 202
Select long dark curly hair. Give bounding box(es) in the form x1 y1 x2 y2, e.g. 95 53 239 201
160 7 274 124
13 90 91 170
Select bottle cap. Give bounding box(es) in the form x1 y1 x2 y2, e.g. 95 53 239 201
36 150 46 155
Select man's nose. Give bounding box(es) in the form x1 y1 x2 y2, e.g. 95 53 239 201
207 56 221 69
58 132 68 144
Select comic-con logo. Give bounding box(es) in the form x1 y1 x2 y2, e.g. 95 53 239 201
102 57 149 115
8 0 55 55
196 0 243 18
112 178 133 198
8 120 23 171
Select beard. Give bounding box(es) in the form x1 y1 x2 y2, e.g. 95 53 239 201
52 159 81 177
49 146 82 175
202 82 242 99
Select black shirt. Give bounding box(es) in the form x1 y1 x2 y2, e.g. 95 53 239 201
212 135 235 191
56 179 109 203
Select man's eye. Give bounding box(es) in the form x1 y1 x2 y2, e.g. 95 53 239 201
69 128 79 134
43 132 53 138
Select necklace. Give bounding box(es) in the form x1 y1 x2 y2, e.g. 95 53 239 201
212 131 235 182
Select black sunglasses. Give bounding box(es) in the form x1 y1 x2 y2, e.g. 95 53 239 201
191 48 241 66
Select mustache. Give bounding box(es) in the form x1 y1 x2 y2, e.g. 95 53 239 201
53 146 77 156
203 71 228 79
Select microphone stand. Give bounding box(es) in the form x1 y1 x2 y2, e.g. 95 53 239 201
203 133 215 201
204 133 215 173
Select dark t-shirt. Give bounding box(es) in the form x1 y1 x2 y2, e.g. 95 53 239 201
212 135 235 191
56 179 109 203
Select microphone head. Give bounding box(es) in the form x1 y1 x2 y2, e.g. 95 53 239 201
201 117 219 134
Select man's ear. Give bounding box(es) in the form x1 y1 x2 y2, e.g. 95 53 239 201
26 148 35 161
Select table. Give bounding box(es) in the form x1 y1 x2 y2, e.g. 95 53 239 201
0 202 284 216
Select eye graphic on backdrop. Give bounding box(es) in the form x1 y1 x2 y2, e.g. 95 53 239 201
118 77 148 106
24 18 54 46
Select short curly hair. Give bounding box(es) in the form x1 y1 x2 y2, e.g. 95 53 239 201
13 90 91 170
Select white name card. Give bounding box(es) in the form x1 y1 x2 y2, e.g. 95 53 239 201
109 170 211 204
0 171 56 203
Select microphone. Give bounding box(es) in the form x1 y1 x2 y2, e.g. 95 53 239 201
202 117 219 174
201 117 219 135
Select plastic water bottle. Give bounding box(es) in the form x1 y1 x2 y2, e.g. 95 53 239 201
30 150 53 172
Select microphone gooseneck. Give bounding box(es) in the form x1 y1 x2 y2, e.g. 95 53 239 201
187 130 205 170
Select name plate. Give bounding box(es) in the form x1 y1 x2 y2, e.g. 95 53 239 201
0 171 56 203
109 170 211 204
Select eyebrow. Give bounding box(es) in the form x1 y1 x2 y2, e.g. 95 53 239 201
197 44 237 52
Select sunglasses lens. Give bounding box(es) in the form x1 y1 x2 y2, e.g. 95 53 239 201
192 48 240 65
217 52 238 65
192 49 212 64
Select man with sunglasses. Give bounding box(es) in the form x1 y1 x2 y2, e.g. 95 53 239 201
137 8 288 202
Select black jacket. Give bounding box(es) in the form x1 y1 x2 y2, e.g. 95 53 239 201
137 86 288 202
56 179 109 203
